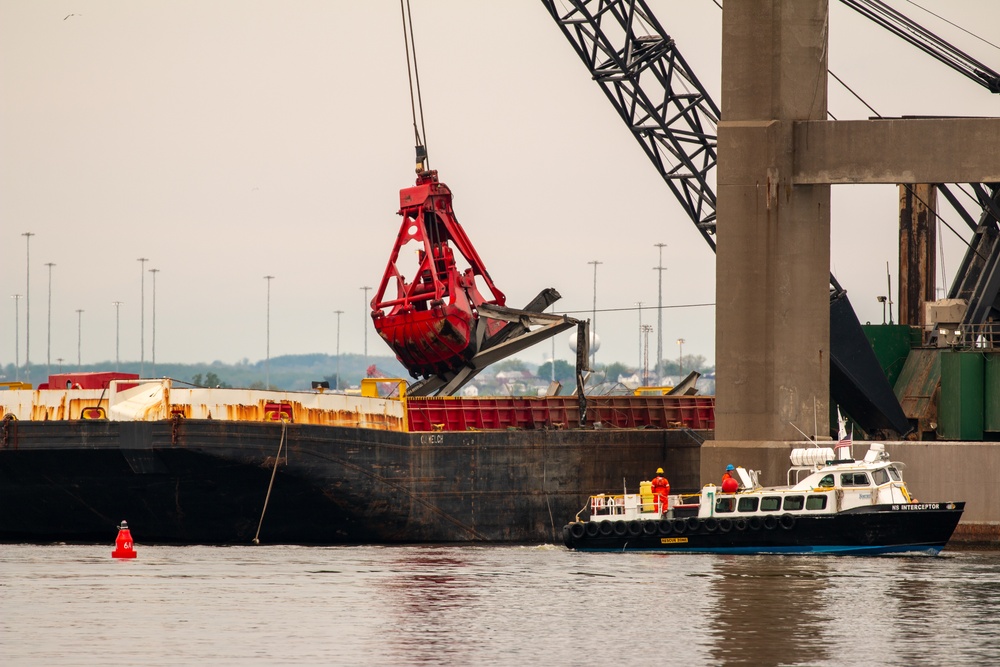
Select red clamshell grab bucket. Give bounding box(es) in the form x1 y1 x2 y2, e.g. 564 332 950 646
371 171 506 378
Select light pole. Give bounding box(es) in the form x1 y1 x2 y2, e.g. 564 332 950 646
113 301 124 372
551 303 556 383
641 324 653 386
676 337 685 379
360 286 372 367
264 275 274 388
45 262 55 376
334 309 344 391
149 268 159 376
56 357 64 373
587 260 602 366
654 243 667 375
138 258 148 376
635 301 643 375
76 309 84 370
11 295 22 381
22 232 34 382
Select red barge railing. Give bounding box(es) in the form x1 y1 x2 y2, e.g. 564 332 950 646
405 395 714 431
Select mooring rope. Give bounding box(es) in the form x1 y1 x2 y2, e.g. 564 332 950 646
252 419 287 545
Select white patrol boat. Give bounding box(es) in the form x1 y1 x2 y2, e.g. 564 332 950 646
562 442 964 555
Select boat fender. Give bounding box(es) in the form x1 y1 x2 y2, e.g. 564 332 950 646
672 519 686 535
643 520 658 536
627 520 642 537
734 519 748 532
685 517 701 533
718 518 733 533
613 520 628 536
585 521 600 537
779 514 796 530
562 525 573 548
748 516 764 531
763 515 778 530
657 519 673 536
570 522 586 539
599 521 614 536
703 518 718 532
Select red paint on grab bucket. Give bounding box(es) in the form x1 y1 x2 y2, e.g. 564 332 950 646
111 520 137 559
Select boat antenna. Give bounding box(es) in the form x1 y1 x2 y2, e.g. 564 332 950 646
400 0 429 173
814 397 818 443
789 421 818 445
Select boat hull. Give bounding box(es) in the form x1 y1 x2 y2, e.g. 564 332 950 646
0 418 708 545
561 503 966 555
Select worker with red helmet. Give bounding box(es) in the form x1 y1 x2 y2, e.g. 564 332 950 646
651 467 671 514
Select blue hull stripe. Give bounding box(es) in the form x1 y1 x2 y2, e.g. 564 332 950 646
575 544 944 556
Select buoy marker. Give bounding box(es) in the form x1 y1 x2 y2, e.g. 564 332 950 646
111 520 137 559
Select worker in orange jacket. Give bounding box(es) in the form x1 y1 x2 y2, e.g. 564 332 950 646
721 464 739 493
651 467 671 513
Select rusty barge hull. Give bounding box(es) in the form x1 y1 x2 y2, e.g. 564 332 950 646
0 418 708 544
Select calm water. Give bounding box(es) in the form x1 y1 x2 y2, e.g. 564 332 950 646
2 543 998 666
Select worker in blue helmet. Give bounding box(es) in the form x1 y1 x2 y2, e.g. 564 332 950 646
721 464 738 493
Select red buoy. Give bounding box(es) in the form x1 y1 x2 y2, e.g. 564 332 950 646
111 520 137 559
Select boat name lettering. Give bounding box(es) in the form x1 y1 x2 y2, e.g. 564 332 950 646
892 503 941 511
660 537 689 545
419 434 444 444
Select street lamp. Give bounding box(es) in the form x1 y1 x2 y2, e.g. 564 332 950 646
264 275 275 388
587 260 602 366
635 301 644 375
76 309 84 370
149 268 159 376
11 295 22 381
45 262 55 376
56 357 64 373
877 295 887 325
22 232 34 382
676 337 685 378
113 301 124 372
138 258 148 376
641 324 653 386
360 286 372 367
334 309 344 391
654 243 667 375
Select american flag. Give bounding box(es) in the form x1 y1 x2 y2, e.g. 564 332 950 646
838 424 853 446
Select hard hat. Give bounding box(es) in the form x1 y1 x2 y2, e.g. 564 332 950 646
726 464 735 471
656 467 664 474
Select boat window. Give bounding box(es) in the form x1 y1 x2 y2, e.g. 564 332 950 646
806 495 828 510
817 474 834 488
782 496 804 511
872 468 890 485
737 497 759 512
888 466 902 482
840 472 870 487
760 496 782 512
715 497 735 513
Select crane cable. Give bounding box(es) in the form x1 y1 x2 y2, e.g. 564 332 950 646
400 0 429 173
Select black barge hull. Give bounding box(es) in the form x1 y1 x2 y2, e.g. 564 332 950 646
0 418 708 544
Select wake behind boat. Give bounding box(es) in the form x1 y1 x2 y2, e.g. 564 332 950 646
562 441 964 555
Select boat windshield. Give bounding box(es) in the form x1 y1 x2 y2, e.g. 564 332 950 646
872 468 890 485
888 466 903 482
840 472 870 487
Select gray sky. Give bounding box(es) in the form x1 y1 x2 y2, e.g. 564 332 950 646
2 0 998 380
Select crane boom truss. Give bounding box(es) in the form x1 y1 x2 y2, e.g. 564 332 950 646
840 0 1000 94
541 0 719 248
